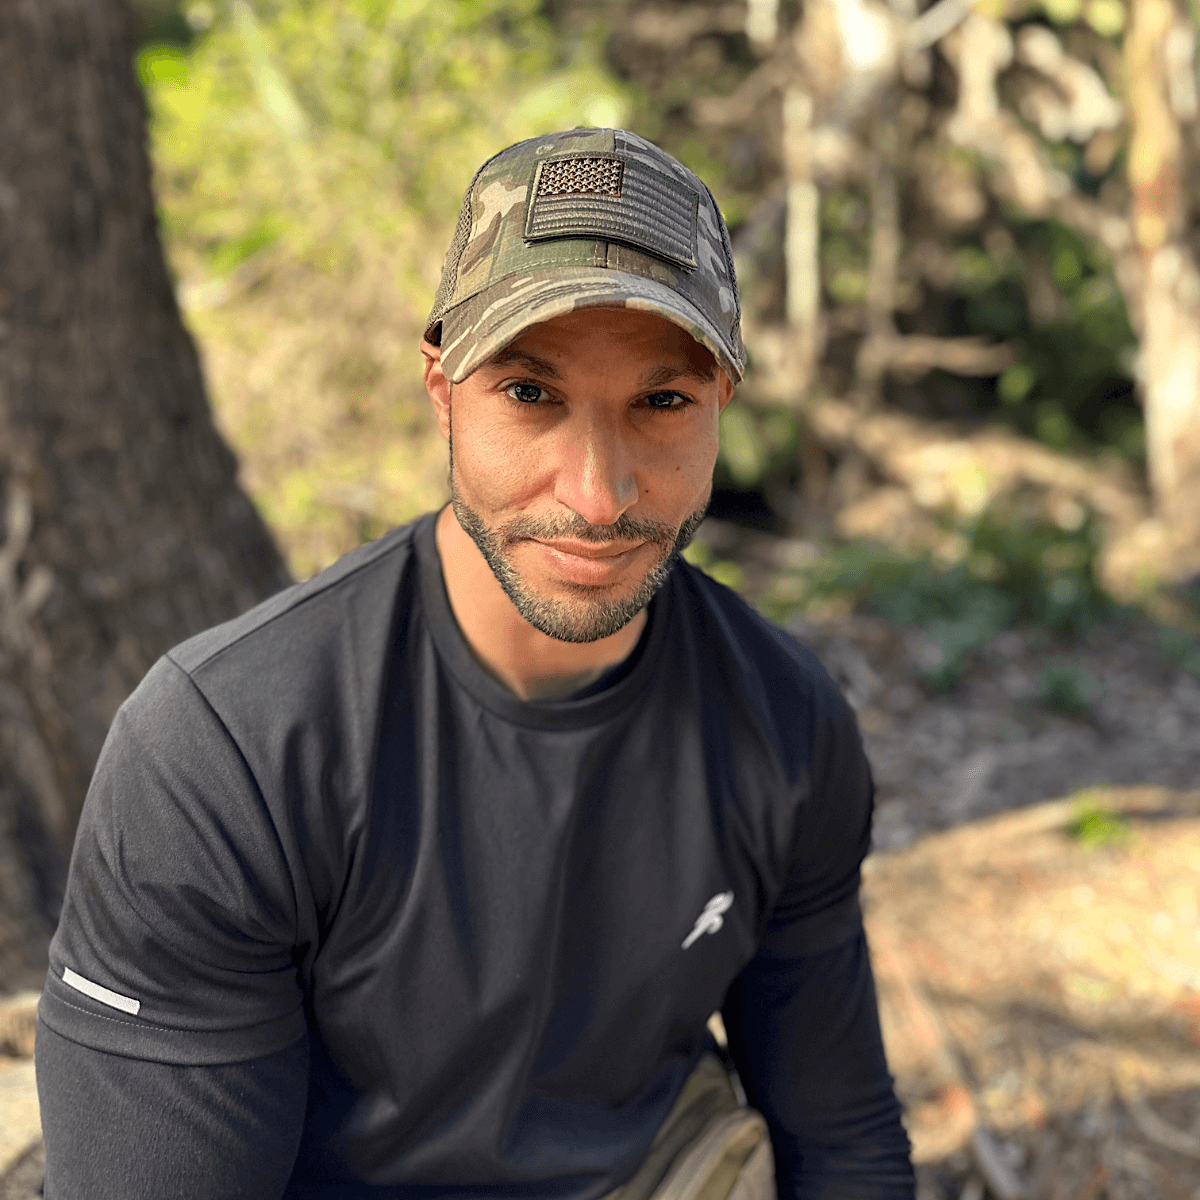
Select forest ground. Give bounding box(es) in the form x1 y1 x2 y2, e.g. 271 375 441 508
704 517 1200 849
710 516 1200 1200
867 787 1200 1200
1 521 1199 1199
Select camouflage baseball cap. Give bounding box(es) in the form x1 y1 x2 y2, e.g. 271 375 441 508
425 128 746 385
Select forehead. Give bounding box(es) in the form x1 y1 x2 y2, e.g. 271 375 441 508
484 308 719 380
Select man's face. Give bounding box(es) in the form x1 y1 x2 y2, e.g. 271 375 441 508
431 307 734 643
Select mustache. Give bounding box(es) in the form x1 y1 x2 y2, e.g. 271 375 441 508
498 511 679 545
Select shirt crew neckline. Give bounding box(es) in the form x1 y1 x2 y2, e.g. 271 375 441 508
414 509 670 730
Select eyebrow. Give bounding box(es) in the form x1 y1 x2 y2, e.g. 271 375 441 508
485 347 564 380
639 361 717 388
485 347 717 387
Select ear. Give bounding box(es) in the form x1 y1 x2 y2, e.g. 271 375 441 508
421 339 451 442
716 370 736 413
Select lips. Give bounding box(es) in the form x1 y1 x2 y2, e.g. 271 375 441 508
527 538 646 586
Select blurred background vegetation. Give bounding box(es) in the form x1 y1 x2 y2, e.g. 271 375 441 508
129 0 1200 653
133 0 632 575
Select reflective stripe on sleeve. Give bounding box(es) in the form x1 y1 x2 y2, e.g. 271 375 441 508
62 967 141 1016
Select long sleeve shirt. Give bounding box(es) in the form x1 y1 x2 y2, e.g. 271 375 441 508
36 513 913 1198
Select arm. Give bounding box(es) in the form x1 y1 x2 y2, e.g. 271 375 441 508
722 929 913 1199
36 1024 308 1199
722 683 913 1199
36 655 309 1198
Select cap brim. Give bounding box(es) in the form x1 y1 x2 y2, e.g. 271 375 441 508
437 268 744 386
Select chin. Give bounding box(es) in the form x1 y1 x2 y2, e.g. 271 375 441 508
503 556 671 644
450 484 708 642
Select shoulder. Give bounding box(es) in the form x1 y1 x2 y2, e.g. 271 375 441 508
672 557 846 707
168 519 422 679
667 558 858 775
114 517 429 776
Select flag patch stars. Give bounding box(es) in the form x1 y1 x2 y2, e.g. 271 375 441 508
536 156 624 198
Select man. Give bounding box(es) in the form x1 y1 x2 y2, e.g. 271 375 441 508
36 128 914 1199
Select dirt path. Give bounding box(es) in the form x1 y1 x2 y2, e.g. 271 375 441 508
866 787 1200 1200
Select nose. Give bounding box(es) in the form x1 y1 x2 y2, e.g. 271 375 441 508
553 414 638 527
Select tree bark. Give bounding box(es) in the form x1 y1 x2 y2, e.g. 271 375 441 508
0 0 291 968
1124 0 1200 562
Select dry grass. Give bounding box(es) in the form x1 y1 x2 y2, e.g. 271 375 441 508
187 249 449 579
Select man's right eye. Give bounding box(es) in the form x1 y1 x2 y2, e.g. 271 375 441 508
507 383 546 404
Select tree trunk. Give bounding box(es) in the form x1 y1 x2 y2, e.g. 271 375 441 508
782 85 822 396
1125 0 1200 571
0 0 291 981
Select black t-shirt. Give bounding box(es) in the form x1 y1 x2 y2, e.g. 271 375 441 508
38 512 912 1199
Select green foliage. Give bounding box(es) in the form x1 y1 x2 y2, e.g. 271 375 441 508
794 541 1015 689
131 0 196 46
967 503 1112 636
920 218 1141 463
142 0 630 285
139 44 191 87
1066 793 1131 848
782 503 1114 689
1037 660 1101 715
715 402 803 491
821 190 870 306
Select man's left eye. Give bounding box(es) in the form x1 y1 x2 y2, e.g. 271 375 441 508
645 392 685 409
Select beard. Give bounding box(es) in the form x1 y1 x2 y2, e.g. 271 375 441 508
450 469 708 645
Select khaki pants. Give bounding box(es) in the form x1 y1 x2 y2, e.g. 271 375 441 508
602 1054 776 1200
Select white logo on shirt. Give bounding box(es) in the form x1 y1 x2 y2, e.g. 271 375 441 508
681 892 734 949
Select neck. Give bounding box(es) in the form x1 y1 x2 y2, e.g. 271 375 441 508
434 505 648 702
